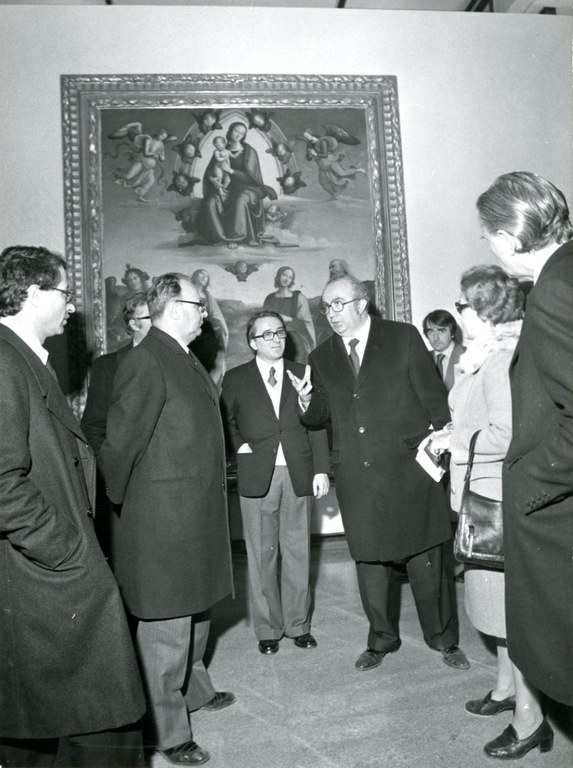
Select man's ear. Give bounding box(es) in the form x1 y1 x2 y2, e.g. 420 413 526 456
27 284 42 307
249 339 257 351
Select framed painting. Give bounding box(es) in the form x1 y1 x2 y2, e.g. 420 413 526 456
61 74 410 415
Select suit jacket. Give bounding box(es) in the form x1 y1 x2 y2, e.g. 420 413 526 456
0 325 144 739
432 342 464 392
81 343 132 456
100 326 233 620
221 358 330 498
301 317 452 562
503 239 573 705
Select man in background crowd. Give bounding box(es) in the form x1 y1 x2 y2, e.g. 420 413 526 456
423 309 464 392
81 291 151 563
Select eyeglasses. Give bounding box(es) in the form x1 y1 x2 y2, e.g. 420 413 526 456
320 298 360 315
135 315 151 320
251 328 287 342
47 286 75 302
455 301 470 314
175 299 207 314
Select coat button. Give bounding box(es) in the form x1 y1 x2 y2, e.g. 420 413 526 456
358 426 366 434
363 461 371 467
353 393 360 399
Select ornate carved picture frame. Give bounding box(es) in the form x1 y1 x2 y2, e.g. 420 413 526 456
61 74 409 414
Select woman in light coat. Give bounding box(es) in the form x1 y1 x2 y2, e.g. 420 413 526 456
431 265 552 760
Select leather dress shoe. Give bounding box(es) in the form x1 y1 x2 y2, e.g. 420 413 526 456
159 740 210 765
199 691 236 711
293 633 317 649
465 690 515 717
441 645 470 669
355 642 401 671
258 639 279 655
484 719 554 759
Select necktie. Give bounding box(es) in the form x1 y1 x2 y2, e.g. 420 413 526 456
435 353 445 379
268 367 277 387
348 338 360 376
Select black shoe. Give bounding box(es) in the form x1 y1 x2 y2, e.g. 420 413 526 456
355 642 401 671
441 645 470 669
258 639 279 655
199 691 236 711
484 719 554 759
465 690 515 717
293 633 317 649
159 740 210 765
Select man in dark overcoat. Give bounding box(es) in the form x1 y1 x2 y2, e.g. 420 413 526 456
81 291 151 563
477 171 573 707
221 310 330 655
289 274 469 672
100 273 235 767
0 245 145 767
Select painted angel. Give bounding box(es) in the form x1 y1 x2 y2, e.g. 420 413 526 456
298 124 367 200
193 110 223 135
245 110 275 133
110 122 177 202
266 139 296 165
222 260 259 282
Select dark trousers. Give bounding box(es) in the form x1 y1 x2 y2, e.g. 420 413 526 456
0 724 143 767
355 541 459 653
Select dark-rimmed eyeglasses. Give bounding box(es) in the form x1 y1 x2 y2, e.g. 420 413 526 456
175 299 207 313
46 286 75 302
455 301 470 314
251 328 287 342
135 315 151 320
320 298 360 315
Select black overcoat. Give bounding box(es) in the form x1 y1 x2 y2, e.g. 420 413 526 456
0 326 145 739
301 317 452 561
100 327 233 620
221 359 330 497
503 240 573 705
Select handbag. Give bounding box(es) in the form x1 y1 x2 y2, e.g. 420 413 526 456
454 430 504 569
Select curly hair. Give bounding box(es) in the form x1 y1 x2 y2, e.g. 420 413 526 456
460 264 524 325
0 245 66 317
477 172 573 253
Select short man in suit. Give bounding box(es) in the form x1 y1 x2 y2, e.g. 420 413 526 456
289 274 469 672
81 291 151 563
0 245 145 767
423 309 464 393
221 311 330 655
100 273 235 767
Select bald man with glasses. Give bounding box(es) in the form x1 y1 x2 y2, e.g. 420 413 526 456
100 273 234 767
221 311 330 655
289 274 469 674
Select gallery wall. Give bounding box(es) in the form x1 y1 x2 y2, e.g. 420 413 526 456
0 6 571 346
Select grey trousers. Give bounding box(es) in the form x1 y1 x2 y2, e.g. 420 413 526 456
240 466 312 641
136 612 215 750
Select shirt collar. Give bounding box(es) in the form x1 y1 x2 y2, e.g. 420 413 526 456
0 316 49 364
255 356 284 378
343 315 371 351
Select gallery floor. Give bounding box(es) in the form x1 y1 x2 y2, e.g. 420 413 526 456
151 537 573 768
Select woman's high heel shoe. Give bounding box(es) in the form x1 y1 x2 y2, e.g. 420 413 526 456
484 718 554 759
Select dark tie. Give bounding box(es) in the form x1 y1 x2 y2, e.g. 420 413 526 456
348 338 360 376
435 353 445 379
268 367 277 387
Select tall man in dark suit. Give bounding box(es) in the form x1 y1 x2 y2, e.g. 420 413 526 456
0 245 145 767
422 309 464 392
221 311 330 655
81 291 151 563
289 274 469 672
477 171 573 709
100 273 235 767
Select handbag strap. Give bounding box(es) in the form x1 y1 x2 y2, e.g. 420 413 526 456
463 430 481 491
